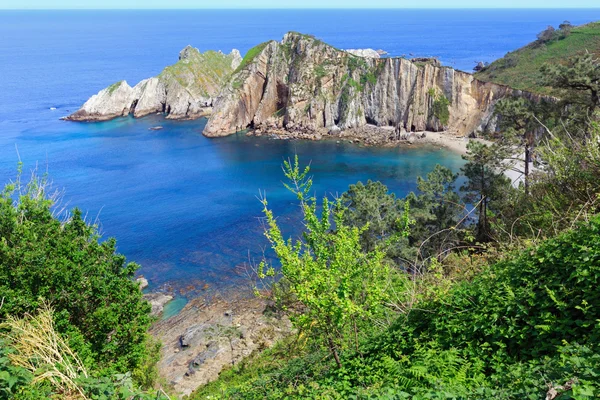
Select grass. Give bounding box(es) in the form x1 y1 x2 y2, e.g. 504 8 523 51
1 304 89 398
475 21 600 94
106 81 124 95
158 48 235 96
234 41 270 74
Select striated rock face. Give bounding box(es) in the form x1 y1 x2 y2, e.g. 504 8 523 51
204 32 543 139
66 47 241 122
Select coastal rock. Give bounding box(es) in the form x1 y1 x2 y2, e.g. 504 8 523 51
230 49 243 70
66 47 241 122
136 276 149 290
150 296 292 396
143 292 173 317
411 57 442 67
346 48 381 58
203 32 546 140
180 323 210 348
66 80 136 121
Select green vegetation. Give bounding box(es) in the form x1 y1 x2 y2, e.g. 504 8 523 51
194 214 600 398
431 90 451 126
360 71 378 86
234 42 269 74
255 157 401 367
158 48 236 96
106 81 123 95
0 170 166 399
314 64 327 79
191 42 600 397
475 21 600 94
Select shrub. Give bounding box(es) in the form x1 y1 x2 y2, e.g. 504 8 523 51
0 171 153 378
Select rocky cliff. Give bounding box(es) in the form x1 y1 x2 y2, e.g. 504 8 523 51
203 32 540 139
66 46 242 121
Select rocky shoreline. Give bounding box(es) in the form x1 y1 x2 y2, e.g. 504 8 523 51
149 293 291 396
65 46 242 122
246 124 473 154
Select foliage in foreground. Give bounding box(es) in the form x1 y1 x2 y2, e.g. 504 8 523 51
0 308 169 400
0 171 164 398
255 156 409 367
194 214 600 399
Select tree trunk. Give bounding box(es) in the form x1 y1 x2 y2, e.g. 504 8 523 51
524 144 530 195
328 337 342 368
591 89 599 115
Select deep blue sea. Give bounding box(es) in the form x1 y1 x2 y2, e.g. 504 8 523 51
1 9 600 306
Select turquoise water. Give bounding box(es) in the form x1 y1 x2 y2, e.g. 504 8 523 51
1 9 600 296
3 114 465 295
162 297 189 321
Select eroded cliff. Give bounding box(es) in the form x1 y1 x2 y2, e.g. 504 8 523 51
66 46 242 121
203 32 540 139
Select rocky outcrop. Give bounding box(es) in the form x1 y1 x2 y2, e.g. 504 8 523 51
150 296 291 396
66 47 241 122
144 292 174 317
346 48 381 58
203 32 543 139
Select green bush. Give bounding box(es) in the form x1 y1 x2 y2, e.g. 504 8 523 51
0 171 153 378
432 92 451 126
192 215 600 399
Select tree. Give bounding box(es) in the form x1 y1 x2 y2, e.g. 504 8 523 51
461 141 512 243
0 171 154 378
536 25 556 43
541 53 600 126
339 180 412 261
255 157 403 367
533 121 600 226
558 20 573 37
495 97 539 194
406 165 465 262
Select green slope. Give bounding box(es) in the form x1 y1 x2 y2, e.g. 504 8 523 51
475 21 600 95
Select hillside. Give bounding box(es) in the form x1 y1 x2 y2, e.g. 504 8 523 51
475 21 600 95
192 207 600 399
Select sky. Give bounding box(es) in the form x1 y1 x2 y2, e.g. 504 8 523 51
1 0 599 9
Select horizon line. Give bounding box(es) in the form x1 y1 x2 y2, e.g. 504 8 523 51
3 7 600 10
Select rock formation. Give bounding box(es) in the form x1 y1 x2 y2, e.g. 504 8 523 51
68 32 544 145
66 46 242 121
150 296 291 396
203 32 542 139
346 48 381 58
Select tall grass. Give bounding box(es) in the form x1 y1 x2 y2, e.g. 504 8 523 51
1 303 89 399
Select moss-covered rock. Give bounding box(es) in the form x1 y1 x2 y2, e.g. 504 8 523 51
67 46 242 122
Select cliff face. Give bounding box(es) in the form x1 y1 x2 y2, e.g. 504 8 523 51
66 47 242 122
204 32 539 138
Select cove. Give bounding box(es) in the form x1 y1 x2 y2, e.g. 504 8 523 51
2 114 465 298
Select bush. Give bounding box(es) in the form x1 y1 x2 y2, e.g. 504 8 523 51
0 171 153 378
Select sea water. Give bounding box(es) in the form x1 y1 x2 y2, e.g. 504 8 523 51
1 9 599 298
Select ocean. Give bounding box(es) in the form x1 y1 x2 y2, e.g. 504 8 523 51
1 9 599 306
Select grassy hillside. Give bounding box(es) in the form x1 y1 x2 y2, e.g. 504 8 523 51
475 21 600 94
158 47 236 97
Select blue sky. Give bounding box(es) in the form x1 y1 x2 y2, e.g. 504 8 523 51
1 0 599 9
